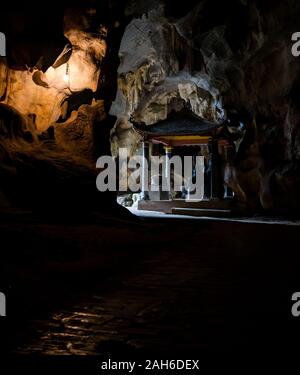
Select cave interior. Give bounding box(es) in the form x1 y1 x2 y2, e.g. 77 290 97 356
0 0 300 364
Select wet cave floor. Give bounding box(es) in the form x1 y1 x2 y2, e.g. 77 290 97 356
1 210 300 360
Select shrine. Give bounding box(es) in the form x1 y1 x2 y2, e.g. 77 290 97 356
131 109 235 216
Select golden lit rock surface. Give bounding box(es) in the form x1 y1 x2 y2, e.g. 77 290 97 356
0 7 107 132
4 69 66 132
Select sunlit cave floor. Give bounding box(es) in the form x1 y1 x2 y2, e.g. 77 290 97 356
1 209 300 358
129 207 300 226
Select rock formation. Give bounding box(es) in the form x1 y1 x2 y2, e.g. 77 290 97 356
110 0 300 215
0 0 299 216
0 4 116 215
0 6 107 132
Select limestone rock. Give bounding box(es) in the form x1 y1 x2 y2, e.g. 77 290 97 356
110 9 223 127
110 0 300 215
0 6 107 132
54 100 106 159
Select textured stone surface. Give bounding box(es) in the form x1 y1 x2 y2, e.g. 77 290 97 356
110 9 223 145
54 100 107 158
0 1 300 215
110 0 300 214
0 7 107 132
3 68 67 132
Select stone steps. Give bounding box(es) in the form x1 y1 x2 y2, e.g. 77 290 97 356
172 207 232 218
138 198 233 214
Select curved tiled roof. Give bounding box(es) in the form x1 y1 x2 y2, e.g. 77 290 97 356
131 110 224 136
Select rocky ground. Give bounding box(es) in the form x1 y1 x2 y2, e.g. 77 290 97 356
1 212 299 361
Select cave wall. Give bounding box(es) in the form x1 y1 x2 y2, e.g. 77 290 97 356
110 0 300 215
0 2 122 215
0 5 107 132
0 0 299 216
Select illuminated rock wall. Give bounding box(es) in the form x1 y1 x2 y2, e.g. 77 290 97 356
110 9 224 157
0 7 107 132
110 0 300 214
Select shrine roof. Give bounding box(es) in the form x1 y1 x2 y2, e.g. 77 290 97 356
131 110 223 137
